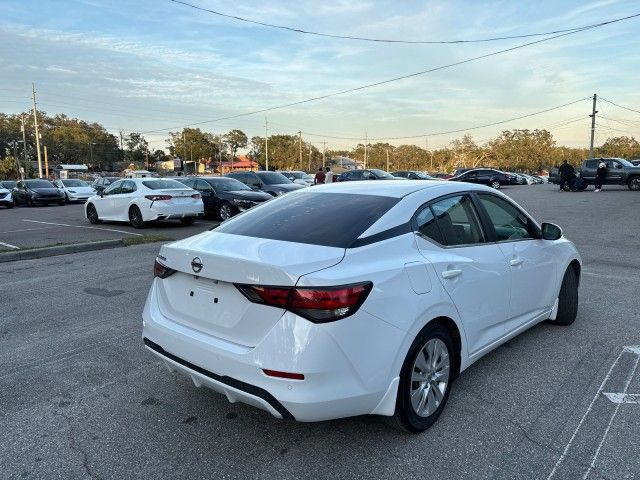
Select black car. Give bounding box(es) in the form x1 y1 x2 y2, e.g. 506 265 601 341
0 180 17 190
336 169 400 182
92 176 120 193
225 171 305 196
448 168 510 189
391 171 438 180
12 179 66 206
176 176 272 220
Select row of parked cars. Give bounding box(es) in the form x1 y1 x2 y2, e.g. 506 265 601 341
0 178 99 208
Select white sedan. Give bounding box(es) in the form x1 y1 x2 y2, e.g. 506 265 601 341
85 178 203 228
142 181 580 432
52 179 96 203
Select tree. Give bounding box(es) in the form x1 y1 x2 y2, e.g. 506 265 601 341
223 129 248 161
124 132 149 165
168 128 220 170
597 136 640 159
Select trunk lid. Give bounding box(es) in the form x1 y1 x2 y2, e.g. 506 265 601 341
155 232 345 346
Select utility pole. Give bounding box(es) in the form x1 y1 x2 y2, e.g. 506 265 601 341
265 118 269 171
308 145 312 172
44 145 49 177
20 115 27 179
364 133 368 169
12 141 20 179
386 149 390 171
182 131 186 172
32 83 43 178
589 93 598 158
321 141 326 168
298 131 303 170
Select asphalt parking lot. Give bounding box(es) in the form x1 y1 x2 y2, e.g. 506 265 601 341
0 203 218 250
1 184 639 479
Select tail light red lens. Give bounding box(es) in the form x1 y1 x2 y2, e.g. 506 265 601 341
235 282 372 323
145 195 172 201
191 193 201 199
153 258 176 279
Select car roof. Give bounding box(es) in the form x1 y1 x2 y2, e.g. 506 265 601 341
304 179 495 198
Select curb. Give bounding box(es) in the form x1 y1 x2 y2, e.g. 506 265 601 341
0 239 125 263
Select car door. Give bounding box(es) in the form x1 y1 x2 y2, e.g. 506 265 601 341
113 180 137 220
97 180 123 219
460 171 476 184
475 192 556 331
13 181 25 203
582 159 598 182
195 179 217 211
413 194 511 356
605 159 624 184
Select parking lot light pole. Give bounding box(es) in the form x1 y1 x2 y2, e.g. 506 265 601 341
89 142 97 170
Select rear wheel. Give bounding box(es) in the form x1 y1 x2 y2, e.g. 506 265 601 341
128 205 146 229
180 217 195 226
550 267 578 326
86 204 101 224
490 180 501 189
393 323 454 433
57 200 65 206
628 176 640 191
218 202 233 220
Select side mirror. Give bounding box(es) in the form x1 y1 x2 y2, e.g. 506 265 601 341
616 164 622 169
541 222 562 241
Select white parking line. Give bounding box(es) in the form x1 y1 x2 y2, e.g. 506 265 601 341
22 220 143 236
602 393 640 404
1 226 54 234
0 241 20 250
583 354 640 479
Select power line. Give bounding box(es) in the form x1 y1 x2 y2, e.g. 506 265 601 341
140 11 640 135
170 0 636 45
599 97 640 116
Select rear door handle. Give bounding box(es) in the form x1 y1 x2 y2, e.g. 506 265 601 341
441 269 462 279
510 258 524 267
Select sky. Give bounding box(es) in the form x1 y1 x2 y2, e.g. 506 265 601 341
1 0 640 152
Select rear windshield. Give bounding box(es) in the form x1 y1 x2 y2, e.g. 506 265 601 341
256 171 291 185
142 180 188 190
215 192 399 248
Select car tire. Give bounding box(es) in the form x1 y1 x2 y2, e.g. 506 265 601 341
65 193 70 204
86 203 102 224
6 202 13 209
393 322 454 433
490 180 501 189
561 180 571 192
218 202 234 220
550 267 578 326
58 200 65 206
27 196 35 207
180 217 195 226
628 176 640 191
128 205 146 229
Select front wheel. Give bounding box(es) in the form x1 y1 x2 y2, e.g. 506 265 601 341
490 180 501 189
27 196 35 207
180 217 195 226
86 204 101 224
128 205 146 229
549 267 578 326
628 176 640 191
393 323 454 433
57 201 65 206
218 202 234 220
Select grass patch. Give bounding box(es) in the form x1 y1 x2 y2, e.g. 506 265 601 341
122 234 172 247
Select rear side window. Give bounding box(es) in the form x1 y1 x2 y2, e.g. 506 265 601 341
215 192 399 248
142 180 187 190
427 195 486 246
585 160 598 168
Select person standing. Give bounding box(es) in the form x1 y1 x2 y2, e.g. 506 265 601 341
594 160 607 192
324 167 334 184
558 160 575 191
313 167 325 185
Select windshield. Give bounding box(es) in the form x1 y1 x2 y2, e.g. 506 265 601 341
142 180 189 190
1 181 17 189
615 158 633 167
284 171 305 179
215 192 399 248
256 171 292 185
26 180 55 188
371 169 396 179
209 178 251 192
61 179 89 187
415 171 433 179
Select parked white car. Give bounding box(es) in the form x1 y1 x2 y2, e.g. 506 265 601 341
0 184 13 208
142 181 580 432
279 170 314 186
85 178 203 228
52 179 96 203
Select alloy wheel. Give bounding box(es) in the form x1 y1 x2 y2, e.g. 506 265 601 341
219 203 232 220
630 177 640 191
410 338 450 417
491 181 501 189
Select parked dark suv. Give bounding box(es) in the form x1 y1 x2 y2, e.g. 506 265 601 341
176 176 272 220
225 171 304 196
581 158 640 191
448 169 510 189
337 169 400 182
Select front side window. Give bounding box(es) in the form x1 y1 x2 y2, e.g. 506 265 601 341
478 194 537 241
415 207 444 245
120 181 137 194
429 195 486 246
104 180 123 195
256 172 291 185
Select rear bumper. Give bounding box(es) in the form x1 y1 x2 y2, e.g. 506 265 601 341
142 278 404 422
145 204 204 221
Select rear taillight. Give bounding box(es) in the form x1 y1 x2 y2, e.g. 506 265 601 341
235 282 372 323
191 193 201 199
145 195 172 201
153 258 176 279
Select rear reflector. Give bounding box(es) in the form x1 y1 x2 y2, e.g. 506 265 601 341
262 369 304 380
235 282 373 323
153 258 176 279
